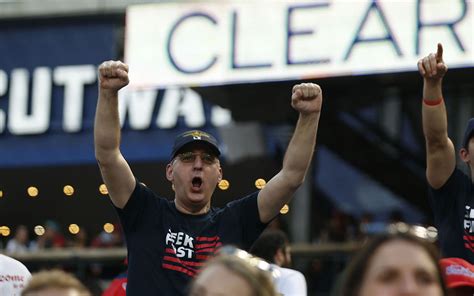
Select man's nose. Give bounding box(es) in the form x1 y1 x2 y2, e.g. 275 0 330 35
193 155 204 168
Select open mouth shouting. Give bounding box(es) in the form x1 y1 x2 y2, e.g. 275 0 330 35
191 176 203 192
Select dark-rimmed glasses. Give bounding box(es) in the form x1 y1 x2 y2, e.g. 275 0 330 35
176 151 217 165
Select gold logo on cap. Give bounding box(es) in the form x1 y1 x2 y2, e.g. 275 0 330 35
184 130 210 140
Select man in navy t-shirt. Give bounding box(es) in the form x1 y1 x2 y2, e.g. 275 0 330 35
94 61 323 295
419 43 474 263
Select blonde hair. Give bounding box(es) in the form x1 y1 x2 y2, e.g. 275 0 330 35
21 269 91 296
191 253 277 296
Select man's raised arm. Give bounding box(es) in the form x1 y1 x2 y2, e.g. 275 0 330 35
94 61 135 209
418 44 455 189
257 83 322 223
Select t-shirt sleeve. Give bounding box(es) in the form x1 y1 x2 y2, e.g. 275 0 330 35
428 168 465 217
114 179 159 233
277 270 307 296
225 191 268 250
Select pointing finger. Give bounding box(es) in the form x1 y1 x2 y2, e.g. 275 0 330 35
437 43 443 61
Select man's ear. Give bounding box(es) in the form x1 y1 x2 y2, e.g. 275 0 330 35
460 148 470 163
218 166 223 183
274 248 284 266
166 163 173 181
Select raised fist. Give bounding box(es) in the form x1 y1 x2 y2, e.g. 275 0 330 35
291 83 323 115
98 60 129 91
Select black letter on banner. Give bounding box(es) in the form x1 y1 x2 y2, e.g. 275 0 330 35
167 13 218 74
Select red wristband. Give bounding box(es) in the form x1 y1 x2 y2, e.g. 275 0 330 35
423 97 443 106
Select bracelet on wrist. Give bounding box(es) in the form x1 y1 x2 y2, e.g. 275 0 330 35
423 97 443 106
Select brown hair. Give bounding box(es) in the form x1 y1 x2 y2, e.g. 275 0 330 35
21 269 91 296
337 233 447 296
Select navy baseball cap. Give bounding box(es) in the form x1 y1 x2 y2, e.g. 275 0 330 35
171 130 221 159
462 118 474 148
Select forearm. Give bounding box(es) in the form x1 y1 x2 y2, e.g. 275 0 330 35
282 112 320 185
423 78 443 101
422 79 449 147
94 88 122 162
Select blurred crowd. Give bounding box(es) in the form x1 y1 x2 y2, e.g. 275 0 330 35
0 221 124 254
0 208 410 255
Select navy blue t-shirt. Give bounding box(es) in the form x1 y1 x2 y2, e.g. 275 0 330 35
429 168 474 263
115 180 268 296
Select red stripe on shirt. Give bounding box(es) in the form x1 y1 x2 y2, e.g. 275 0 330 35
463 234 474 241
163 256 204 267
196 242 222 249
162 263 195 277
463 238 474 246
196 236 220 242
196 247 220 253
464 243 474 252
165 248 176 254
196 254 210 260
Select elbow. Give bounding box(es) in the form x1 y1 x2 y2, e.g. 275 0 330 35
94 147 108 164
424 129 448 147
286 174 305 190
295 177 305 189
95 147 119 167
425 136 449 152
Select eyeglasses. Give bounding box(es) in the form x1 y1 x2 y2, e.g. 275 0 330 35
387 222 438 242
176 151 217 165
218 245 281 279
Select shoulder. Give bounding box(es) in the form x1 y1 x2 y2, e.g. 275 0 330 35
279 267 305 281
0 254 31 276
128 180 168 205
226 191 260 208
430 167 470 191
275 267 307 294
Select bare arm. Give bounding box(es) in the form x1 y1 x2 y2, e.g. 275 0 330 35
257 83 322 223
94 61 135 209
418 43 455 189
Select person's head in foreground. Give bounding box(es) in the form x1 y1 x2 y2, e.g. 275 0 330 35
440 257 474 296
189 247 277 296
338 232 447 296
21 269 91 296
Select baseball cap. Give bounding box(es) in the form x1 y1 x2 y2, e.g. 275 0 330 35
440 257 474 288
171 130 221 159
462 118 474 148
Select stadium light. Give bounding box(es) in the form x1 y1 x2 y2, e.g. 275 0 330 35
27 186 39 198
255 178 266 189
68 224 80 234
34 225 45 236
218 179 230 190
104 223 114 233
63 185 74 196
99 184 108 195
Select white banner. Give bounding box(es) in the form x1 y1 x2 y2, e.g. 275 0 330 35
125 0 474 88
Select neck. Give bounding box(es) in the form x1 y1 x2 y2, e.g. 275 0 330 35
174 199 210 215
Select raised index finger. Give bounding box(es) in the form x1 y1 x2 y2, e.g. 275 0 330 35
436 43 443 61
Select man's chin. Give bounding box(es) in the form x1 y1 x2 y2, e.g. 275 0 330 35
188 193 208 204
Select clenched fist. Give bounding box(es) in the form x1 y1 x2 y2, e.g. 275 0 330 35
417 43 448 81
291 83 322 115
98 60 129 92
